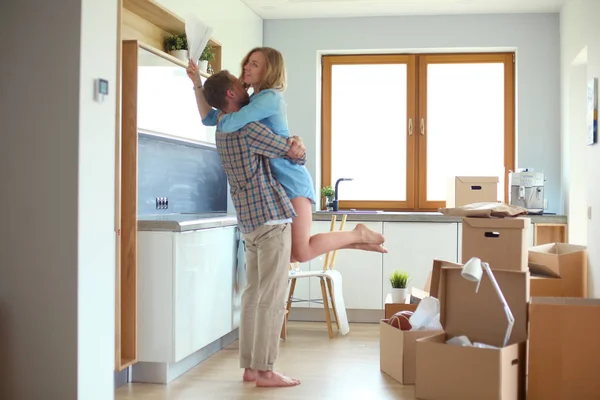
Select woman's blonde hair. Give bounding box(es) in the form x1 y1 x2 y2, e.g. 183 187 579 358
240 47 287 92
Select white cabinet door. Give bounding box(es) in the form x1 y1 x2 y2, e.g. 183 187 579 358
206 226 235 343
137 231 176 363
382 222 458 306
309 221 384 310
174 229 209 361
173 226 235 362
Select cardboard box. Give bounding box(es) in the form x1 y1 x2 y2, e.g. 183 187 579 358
380 320 441 385
447 176 499 207
416 260 529 400
528 243 588 297
384 293 416 319
462 217 530 272
380 266 442 384
528 298 600 400
384 271 432 318
529 275 562 297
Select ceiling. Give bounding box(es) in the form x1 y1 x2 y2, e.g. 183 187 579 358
241 0 567 19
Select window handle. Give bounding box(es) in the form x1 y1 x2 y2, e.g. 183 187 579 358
420 118 425 135
408 118 413 136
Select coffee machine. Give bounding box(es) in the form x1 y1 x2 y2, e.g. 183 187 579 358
509 169 545 214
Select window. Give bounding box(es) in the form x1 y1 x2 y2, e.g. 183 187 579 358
321 53 515 211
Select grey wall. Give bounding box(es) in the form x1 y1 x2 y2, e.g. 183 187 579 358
264 13 561 212
0 0 117 398
138 133 228 216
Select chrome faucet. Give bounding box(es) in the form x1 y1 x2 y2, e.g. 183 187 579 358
328 177 353 211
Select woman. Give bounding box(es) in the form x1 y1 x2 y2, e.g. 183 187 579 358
187 47 387 263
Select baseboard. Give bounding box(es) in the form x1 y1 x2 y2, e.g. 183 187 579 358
287 307 384 324
114 368 129 389
131 328 239 384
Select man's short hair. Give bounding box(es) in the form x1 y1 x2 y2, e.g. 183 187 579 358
203 70 232 111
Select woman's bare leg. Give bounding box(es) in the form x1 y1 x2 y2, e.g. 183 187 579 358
290 197 386 263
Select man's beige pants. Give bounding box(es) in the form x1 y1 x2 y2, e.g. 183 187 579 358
239 223 291 371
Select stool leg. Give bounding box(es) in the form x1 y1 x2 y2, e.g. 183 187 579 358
326 278 340 330
320 278 334 338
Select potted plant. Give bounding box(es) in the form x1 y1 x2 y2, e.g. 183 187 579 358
389 270 409 303
164 33 188 62
199 45 216 73
321 186 335 210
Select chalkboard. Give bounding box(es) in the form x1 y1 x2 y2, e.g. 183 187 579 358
138 132 228 216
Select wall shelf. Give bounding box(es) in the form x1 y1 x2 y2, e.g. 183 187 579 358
122 0 222 73
138 42 210 78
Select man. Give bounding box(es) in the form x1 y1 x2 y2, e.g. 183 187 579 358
187 66 302 388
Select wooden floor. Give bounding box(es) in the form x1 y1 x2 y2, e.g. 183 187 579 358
115 322 415 400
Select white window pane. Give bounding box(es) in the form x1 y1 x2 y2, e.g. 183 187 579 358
137 48 213 143
330 64 407 201
426 63 505 202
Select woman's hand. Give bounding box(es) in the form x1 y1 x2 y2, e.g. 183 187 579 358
286 136 306 159
186 59 202 87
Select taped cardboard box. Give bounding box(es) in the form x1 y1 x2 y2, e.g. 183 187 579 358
528 298 600 400
447 176 499 207
462 217 530 272
528 243 588 298
415 260 529 400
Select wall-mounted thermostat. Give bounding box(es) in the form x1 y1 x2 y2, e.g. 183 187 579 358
94 78 109 102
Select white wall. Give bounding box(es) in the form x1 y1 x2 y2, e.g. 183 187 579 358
156 0 263 73
264 14 561 212
560 0 600 296
0 0 117 399
78 0 119 397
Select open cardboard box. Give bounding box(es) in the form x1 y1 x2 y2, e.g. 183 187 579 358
380 320 442 385
380 264 444 384
528 298 600 400
528 243 588 297
415 260 529 400
462 217 530 272
384 271 432 318
384 293 416 319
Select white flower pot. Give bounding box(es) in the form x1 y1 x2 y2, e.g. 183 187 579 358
199 60 209 73
169 49 188 62
391 287 407 303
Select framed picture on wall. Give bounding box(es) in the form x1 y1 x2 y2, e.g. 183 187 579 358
587 77 598 146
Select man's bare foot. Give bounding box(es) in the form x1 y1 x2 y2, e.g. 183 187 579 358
347 243 388 253
354 223 385 244
256 371 301 387
243 368 257 382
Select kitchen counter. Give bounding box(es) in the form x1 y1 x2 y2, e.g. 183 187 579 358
138 213 238 232
138 211 567 233
312 211 568 224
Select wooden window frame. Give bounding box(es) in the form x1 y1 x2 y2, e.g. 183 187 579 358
321 54 417 210
321 52 515 212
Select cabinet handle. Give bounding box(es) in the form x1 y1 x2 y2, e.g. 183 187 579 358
408 118 413 136
420 118 425 135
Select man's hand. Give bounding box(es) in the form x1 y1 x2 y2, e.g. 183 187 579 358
186 59 202 87
286 136 305 159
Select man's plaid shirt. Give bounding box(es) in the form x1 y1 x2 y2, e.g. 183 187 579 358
216 121 305 234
